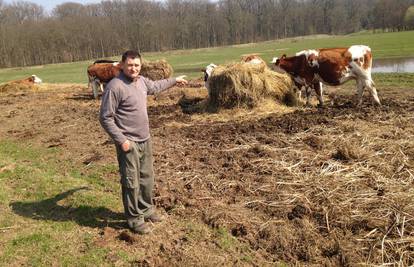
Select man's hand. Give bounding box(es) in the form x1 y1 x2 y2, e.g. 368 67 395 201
175 75 188 85
121 140 130 152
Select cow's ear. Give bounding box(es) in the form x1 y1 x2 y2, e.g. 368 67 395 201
281 54 286 59
201 68 206 73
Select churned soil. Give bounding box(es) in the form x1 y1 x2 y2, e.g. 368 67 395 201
0 81 413 266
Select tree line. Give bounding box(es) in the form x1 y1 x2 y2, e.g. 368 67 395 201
0 0 413 68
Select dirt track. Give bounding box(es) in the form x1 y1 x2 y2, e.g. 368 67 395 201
1 82 413 265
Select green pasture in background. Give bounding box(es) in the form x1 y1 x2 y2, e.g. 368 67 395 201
0 30 413 84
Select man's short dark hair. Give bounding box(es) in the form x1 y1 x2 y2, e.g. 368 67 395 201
122 50 141 62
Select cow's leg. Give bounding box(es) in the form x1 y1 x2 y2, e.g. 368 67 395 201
356 79 365 106
314 82 323 107
304 86 311 106
297 86 302 100
365 79 381 105
92 80 100 99
293 81 303 103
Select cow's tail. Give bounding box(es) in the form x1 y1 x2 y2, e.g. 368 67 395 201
350 61 377 94
349 61 373 83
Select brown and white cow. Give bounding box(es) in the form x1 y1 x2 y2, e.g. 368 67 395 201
14 75 43 85
308 45 380 106
241 54 266 65
274 45 380 106
87 61 121 99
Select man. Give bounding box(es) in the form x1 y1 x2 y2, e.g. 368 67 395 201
99 50 187 234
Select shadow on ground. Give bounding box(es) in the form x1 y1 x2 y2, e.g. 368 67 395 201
10 187 125 229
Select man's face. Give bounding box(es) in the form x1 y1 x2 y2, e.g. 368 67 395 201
122 57 141 80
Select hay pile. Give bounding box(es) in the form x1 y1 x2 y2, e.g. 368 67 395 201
141 59 173 81
0 82 38 93
180 62 295 113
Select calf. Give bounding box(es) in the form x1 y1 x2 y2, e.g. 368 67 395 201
87 61 121 98
272 54 323 106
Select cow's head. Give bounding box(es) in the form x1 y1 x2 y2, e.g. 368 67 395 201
307 53 319 67
271 54 287 66
31 75 42 84
296 49 319 68
202 63 217 82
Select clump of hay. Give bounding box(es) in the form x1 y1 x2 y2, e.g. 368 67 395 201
0 82 39 93
332 141 366 161
332 145 358 161
303 135 325 150
141 59 173 80
181 62 295 113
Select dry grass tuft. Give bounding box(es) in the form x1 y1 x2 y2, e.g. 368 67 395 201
332 141 365 161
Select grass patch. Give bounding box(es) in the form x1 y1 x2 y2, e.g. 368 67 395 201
215 227 237 250
0 139 129 266
373 73 414 87
211 226 257 264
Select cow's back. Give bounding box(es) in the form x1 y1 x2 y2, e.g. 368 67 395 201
87 63 121 83
314 48 352 85
314 45 374 86
279 55 312 77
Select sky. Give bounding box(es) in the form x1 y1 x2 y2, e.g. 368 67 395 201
4 0 102 12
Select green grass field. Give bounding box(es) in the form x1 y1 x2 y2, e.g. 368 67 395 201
0 140 126 266
0 30 413 84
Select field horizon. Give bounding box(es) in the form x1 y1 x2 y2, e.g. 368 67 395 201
0 30 414 84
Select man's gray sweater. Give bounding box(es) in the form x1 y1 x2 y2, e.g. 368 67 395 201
99 72 176 145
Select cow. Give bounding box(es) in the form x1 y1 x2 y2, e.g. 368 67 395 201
273 45 380 106
272 49 323 106
0 75 42 93
201 63 217 91
294 49 324 105
308 45 381 106
87 61 121 99
272 54 324 106
306 45 380 106
202 63 217 82
14 75 43 84
93 59 118 64
241 54 266 65
29 75 42 84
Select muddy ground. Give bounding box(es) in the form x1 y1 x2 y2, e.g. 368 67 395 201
0 81 413 266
